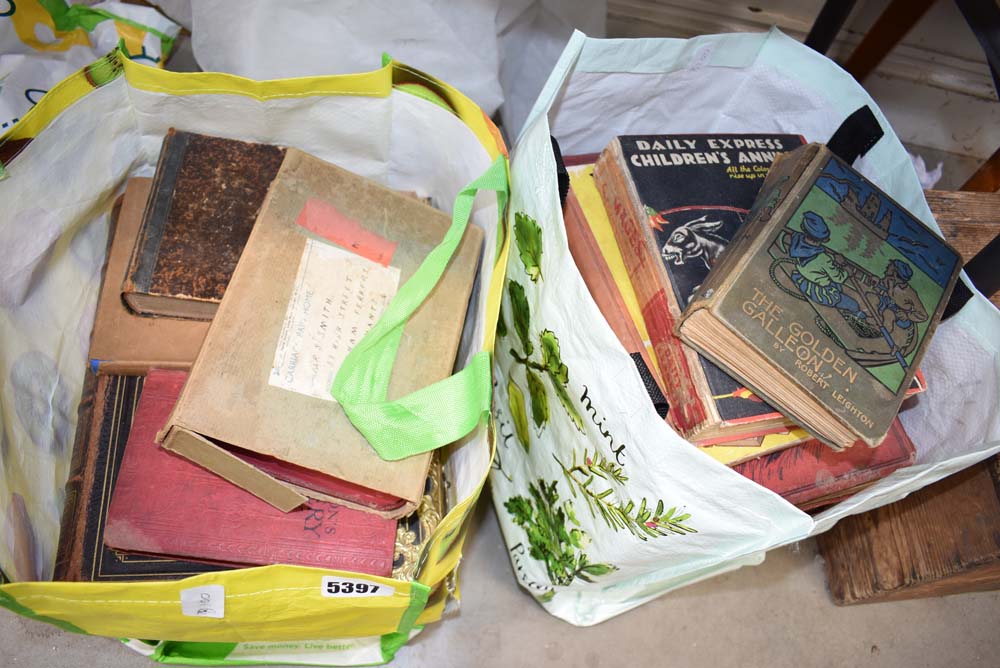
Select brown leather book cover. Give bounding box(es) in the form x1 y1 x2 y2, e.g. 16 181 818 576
158 148 484 517
122 129 286 320
105 370 398 574
54 373 226 581
89 178 210 374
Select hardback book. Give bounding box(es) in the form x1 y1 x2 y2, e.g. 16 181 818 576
105 370 398 575
563 163 668 415
54 373 225 581
702 427 813 467
593 134 806 445
703 371 926 466
158 148 484 517
734 418 916 511
122 129 286 320
679 143 962 449
564 157 660 379
89 178 210 374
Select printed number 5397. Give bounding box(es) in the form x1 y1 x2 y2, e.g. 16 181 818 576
321 576 395 598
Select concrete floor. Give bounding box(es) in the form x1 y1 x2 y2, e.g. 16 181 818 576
3 494 1000 667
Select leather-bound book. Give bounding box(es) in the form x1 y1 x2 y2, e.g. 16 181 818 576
54 373 225 581
122 129 286 320
104 370 398 575
89 178 210 374
734 417 916 511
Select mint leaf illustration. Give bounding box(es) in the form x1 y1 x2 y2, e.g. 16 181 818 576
514 211 543 282
526 368 549 428
539 329 569 384
550 377 584 432
507 378 530 452
580 563 614 577
508 280 533 356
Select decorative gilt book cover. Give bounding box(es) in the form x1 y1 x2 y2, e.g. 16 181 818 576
680 144 962 449
593 134 805 444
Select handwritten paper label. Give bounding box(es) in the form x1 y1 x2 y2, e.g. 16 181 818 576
180 585 225 618
321 576 395 598
270 239 400 402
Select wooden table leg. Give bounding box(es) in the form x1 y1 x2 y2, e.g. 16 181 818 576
842 0 938 82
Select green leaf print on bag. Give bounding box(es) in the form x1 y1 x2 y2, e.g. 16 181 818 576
506 280 585 433
556 450 696 540
507 377 531 452
514 211 543 282
509 281 534 356
525 368 548 428
505 479 617 587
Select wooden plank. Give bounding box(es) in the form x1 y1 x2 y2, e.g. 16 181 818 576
818 457 1000 604
925 189 1000 308
960 146 1000 192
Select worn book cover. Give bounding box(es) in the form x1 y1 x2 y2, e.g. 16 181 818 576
122 129 286 320
54 373 225 581
593 134 806 444
105 370 397 575
158 148 484 517
565 159 659 378
89 178 210 374
564 164 667 414
735 418 916 511
680 143 962 449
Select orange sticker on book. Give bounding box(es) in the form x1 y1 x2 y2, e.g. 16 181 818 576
296 198 397 266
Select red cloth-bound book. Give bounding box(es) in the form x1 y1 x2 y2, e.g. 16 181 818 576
104 369 397 575
734 418 917 511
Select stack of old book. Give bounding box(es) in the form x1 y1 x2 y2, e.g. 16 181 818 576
55 130 474 581
565 133 959 511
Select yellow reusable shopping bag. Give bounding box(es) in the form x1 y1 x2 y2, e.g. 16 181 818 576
0 45 509 665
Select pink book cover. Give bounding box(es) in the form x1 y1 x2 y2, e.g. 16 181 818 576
734 418 916 509
104 369 397 575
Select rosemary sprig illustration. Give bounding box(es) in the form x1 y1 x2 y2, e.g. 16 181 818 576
555 451 697 540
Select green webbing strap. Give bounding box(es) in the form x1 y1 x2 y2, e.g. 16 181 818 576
331 155 509 461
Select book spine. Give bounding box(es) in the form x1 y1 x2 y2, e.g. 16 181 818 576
563 189 664 394
124 129 188 300
594 145 709 433
53 371 99 581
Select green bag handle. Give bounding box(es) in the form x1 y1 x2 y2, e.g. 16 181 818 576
331 155 509 461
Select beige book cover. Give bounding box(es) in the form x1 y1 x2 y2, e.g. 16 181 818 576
157 148 483 516
89 178 210 374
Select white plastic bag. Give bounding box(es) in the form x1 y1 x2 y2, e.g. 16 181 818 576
490 29 1000 626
